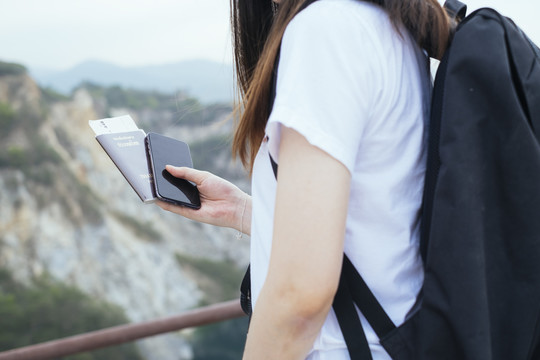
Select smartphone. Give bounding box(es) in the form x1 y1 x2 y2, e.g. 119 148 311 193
145 132 201 209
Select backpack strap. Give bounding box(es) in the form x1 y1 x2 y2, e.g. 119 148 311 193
333 262 373 360
240 264 252 316
269 153 279 178
444 0 467 22
341 255 396 339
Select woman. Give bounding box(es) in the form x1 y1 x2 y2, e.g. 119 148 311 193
158 0 451 358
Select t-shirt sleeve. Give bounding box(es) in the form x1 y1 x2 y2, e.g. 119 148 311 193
266 2 380 173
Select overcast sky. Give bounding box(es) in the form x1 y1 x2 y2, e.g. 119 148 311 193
1 0 539 71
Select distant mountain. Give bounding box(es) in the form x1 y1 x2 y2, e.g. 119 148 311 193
30 59 235 104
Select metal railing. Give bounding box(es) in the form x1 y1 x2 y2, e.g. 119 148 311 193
0 299 246 360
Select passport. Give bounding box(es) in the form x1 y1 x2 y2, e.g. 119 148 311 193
89 116 155 203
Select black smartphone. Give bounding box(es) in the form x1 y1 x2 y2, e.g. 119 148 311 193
145 132 201 209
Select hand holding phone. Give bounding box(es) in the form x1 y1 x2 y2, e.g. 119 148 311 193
145 132 201 209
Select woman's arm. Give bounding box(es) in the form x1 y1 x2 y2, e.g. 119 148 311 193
243 126 351 359
157 166 252 236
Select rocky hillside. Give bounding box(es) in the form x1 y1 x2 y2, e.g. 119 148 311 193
0 64 250 359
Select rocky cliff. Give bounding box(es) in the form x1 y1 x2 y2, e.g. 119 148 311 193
0 71 250 359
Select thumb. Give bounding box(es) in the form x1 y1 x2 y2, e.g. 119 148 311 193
165 165 207 186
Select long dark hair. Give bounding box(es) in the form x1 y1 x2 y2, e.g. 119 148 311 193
231 0 451 172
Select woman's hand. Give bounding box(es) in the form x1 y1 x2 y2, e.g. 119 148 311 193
156 165 251 235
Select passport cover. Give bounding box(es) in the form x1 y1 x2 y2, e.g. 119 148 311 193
95 130 156 203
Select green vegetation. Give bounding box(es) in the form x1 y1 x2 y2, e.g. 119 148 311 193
175 253 245 304
80 82 179 113
112 211 162 242
0 144 61 171
78 83 232 130
0 102 57 172
41 86 70 103
174 253 249 360
0 268 143 360
5 146 26 167
16 101 47 130
0 102 16 134
0 99 103 223
25 164 57 187
0 61 27 77
59 169 103 225
189 134 232 172
54 126 76 157
191 317 249 360
172 102 232 128
3 173 19 193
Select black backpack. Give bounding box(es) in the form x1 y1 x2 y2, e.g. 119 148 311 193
241 1 540 359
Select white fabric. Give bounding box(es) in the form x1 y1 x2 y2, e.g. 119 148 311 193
249 0 432 359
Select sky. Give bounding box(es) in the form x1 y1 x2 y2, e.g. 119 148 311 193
1 0 232 70
1 0 539 71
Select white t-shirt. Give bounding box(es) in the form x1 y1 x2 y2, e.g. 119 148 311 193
249 0 432 359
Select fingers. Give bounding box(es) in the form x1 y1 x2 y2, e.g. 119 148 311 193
165 165 208 186
156 199 216 226
156 199 195 218
155 199 177 213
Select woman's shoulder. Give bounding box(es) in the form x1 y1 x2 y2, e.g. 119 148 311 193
285 0 395 50
291 0 390 30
